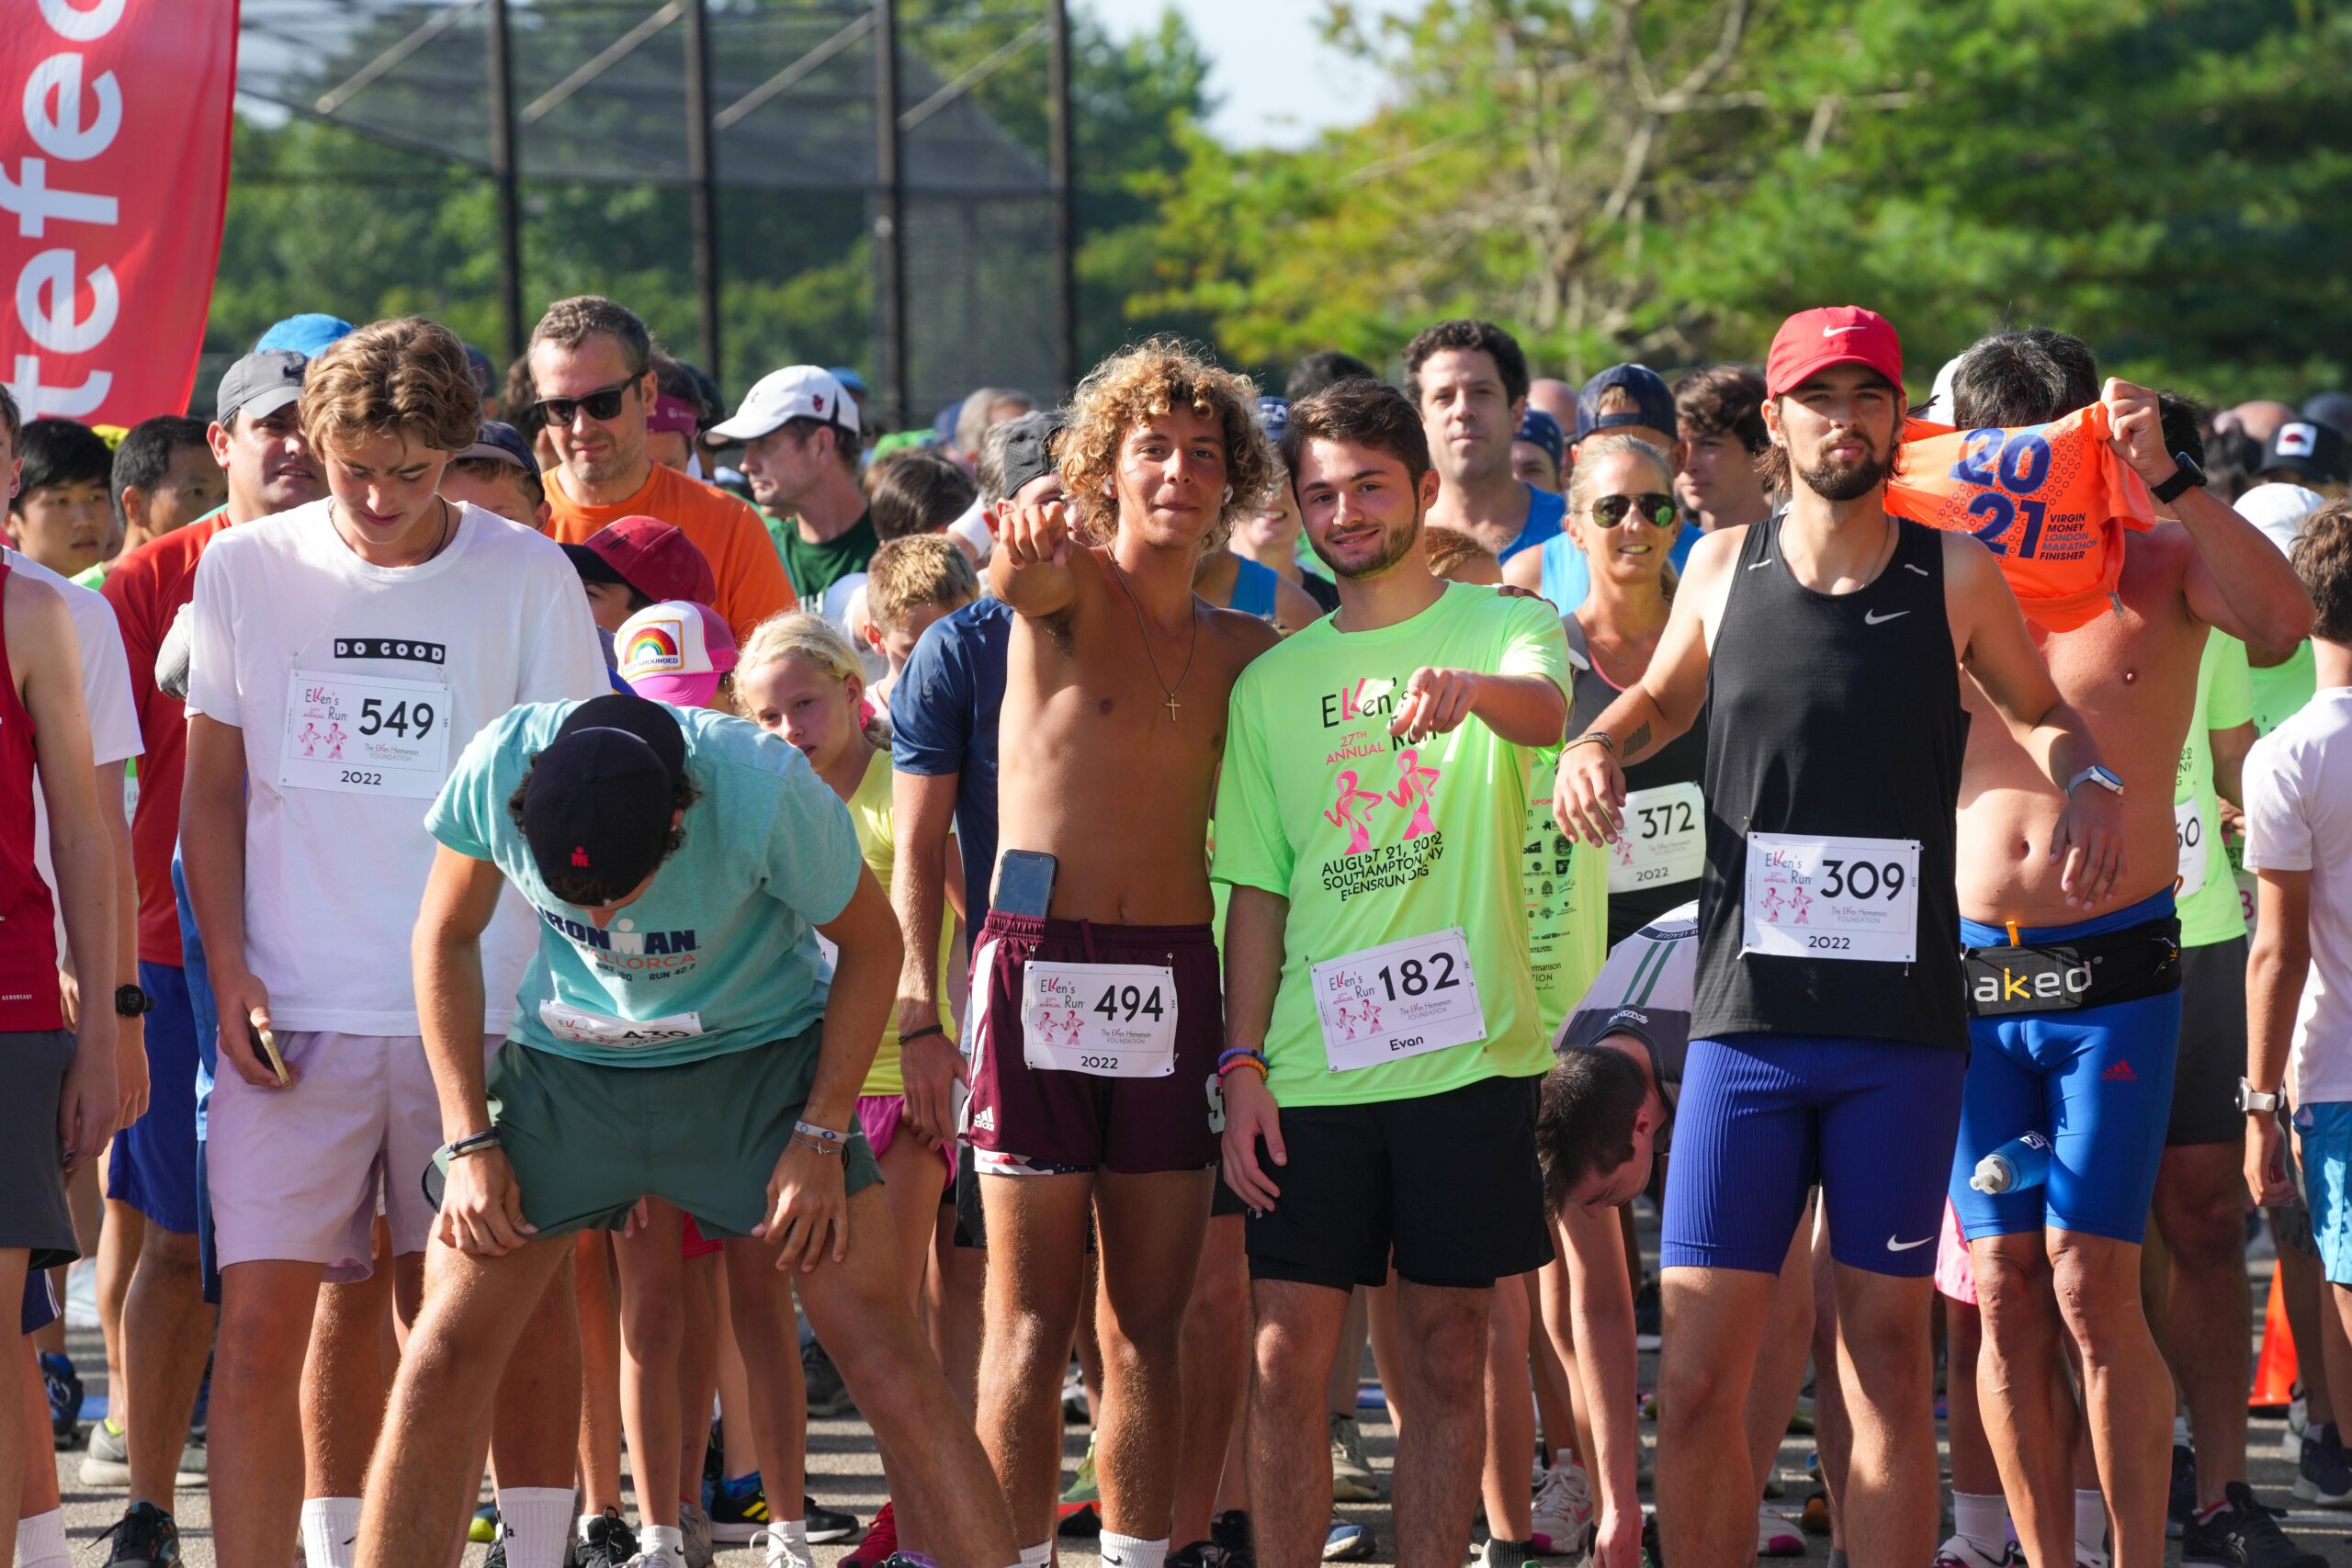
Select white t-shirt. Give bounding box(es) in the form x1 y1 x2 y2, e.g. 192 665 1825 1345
2244 687 2352 1105
185 501 607 1034
8 547 141 964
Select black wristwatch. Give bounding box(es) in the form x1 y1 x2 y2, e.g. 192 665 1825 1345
113 983 151 1019
2151 452 2207 505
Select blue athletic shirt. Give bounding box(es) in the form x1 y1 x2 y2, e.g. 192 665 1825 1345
1497 485 1566 565
426 701 863 1068
1535 518 1701 614
889 596 1012 923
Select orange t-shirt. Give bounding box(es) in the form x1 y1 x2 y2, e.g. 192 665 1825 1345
1890 405 2155 633
544 462 796 640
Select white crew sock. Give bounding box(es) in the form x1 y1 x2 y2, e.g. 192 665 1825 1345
2075 1489 2107 1556
300 1496 365 1568
499 1487 578 1568
1021 1542 1054 1568
1950 1492 2007 1557
1099 1532 1170 1568
16 1507 69 1568
640 1522 688 1562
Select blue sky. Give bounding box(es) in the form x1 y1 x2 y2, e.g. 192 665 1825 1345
1083 0 1415 148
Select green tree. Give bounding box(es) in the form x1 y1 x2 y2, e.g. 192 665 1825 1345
1143 0 2352 403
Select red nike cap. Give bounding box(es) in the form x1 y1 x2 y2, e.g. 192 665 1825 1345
1766 306 1905 399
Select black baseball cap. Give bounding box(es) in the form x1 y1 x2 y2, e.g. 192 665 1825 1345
997 410 1067 501
216 350 308 426
520 695 687 901
2260 420 2348 486
458 420 537 473
1576 364 1678 444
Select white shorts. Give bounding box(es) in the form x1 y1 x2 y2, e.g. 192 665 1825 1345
207 1031 497 1280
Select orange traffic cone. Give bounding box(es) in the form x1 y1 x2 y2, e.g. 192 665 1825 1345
2250 1264 2298 1410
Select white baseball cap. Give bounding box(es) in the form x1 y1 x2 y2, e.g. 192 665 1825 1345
708 366 861 444
616 601 739 708
2237 482 2327 559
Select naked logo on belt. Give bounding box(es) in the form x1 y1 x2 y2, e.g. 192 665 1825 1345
334 637 447 664
1970 959 2091 1009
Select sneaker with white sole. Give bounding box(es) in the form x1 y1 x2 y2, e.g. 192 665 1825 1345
1530 1460 1594 1557
1932 1537 2007 1568
750 1529 817 1568
2295 1421 2352 1507
1329 1413 1382 1503
1757 1507 1804 1558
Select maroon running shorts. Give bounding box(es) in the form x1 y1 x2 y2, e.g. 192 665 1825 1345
964 911 1224 1174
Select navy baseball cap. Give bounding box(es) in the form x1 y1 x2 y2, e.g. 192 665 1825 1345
520 696 687 901
1515 408 1565 469
1577 365 1678 443
458 420 537 472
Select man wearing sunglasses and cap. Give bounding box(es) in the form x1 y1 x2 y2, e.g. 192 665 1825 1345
1554 306 2126 1568
530 296 794 643
355 693 1023 1568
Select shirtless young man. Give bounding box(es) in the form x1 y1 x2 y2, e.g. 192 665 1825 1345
1936 335 2316 1568
970 341 1282 1568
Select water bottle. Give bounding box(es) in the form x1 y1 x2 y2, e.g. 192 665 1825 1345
1970 1131 2054 1195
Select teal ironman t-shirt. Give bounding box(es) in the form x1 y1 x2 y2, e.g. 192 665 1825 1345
426 701 864 1067
1212 583 1572 1108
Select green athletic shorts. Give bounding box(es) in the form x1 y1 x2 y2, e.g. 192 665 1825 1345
480 1029 881 1239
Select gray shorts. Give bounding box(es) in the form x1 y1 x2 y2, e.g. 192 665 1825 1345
1 1030 80 1269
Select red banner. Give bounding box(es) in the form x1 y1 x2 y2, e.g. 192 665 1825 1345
0 0 240 426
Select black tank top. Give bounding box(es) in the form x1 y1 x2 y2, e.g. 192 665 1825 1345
1565 616 1709 944
1692 513 1969 1051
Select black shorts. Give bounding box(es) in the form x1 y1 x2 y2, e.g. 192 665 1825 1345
1244 1074 1555 1292
0 1029 79 1271
2168 937 2248 1147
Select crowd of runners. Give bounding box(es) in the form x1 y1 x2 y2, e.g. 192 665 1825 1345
2 291 2351 1568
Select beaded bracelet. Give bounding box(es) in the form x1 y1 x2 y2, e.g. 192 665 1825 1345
1216 1047 1269 1083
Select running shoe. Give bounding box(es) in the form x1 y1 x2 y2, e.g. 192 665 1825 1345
472 1503 500 1543
750 1528 817 1568
96 1501 181 1566
2295 1421 2352 1506
842 1501 899 1568
1323 1518 1376 1562
807 1496 862 1544
1063 1432 1101 1505
1633 1276 1661 1351
81 1416 131 1485
1169 1542 1231 1568
1476 1536 1537 1568
1529 1458 1594 1556
803 1337 856 1417
1329 1412 1383 1502
1213 1507 1255 1568
2168 1443 2197 1539
679 1501 717 1568
1757 1506 1804 1557
41 1349 83 1447
710 1473 773 1542
1931 1537 2007 1568
2177 1481 2328 1568
576 1508 642 1568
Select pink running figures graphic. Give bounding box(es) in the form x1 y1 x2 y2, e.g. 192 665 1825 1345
1390 749 1441 839
1788 886 1813 925
298 719 322 758
324 721 348 761
1325 769 1385 855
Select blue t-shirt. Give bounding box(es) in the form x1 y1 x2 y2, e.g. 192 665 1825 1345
1497 485 1566 564
1534 518 1702 614
889 596 1012 922
426 701 864 1068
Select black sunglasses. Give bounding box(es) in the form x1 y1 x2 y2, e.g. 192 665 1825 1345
1589 492 1679 528
534 378 638 426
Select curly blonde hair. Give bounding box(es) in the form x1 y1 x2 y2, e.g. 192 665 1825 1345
299 316 481 457
734 610 888 743
1057 337 1277 548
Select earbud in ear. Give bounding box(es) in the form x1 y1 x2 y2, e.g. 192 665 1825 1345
1223 485 1235 504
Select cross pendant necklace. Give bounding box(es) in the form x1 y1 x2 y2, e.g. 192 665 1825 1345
1108 558 1199 723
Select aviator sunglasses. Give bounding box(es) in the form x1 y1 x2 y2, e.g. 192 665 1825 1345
1588 491 1680 528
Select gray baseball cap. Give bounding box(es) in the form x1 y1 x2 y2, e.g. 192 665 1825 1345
215 349 308 425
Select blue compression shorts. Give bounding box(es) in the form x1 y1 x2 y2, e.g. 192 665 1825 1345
1949 889 2181 1245
1663 1032 1965 1278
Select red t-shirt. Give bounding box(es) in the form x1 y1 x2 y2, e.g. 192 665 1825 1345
0 561 62 1029
102 510 234 968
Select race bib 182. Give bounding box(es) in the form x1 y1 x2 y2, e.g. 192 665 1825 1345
1311 927 1487 1073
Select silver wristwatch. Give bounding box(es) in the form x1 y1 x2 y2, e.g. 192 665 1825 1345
2237 1077 2280 1114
